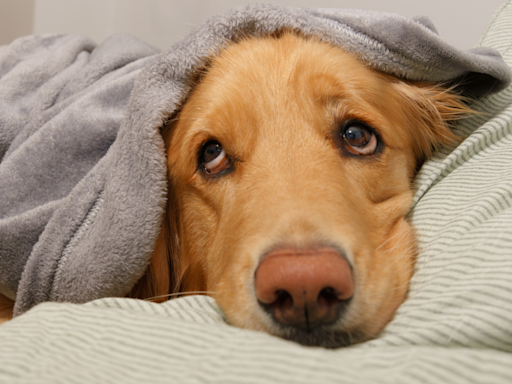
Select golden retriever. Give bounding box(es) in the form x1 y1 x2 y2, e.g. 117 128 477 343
130 32 469 347
1 33 469 347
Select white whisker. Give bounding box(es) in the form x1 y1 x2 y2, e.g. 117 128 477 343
144 291 216 302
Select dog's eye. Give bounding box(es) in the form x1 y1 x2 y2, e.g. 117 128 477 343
201 141 231 175
342 122 378 156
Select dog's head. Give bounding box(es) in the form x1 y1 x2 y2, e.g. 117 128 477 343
135 33 469 348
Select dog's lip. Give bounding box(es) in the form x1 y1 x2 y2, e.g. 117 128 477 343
271 321 366 348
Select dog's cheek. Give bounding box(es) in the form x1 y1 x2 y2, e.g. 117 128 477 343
212 250 264 330
211 213 276 331
344 168 416 337
177 191 221 288
356 217 416 337
366 151 415 205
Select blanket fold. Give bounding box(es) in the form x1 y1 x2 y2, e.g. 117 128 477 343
1 5 510 316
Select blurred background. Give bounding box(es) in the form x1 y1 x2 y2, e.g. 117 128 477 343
0 0 507 50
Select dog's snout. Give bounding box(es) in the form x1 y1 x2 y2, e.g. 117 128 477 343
254 247 354 330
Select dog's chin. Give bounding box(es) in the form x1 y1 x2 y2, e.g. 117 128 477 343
272 324 368 348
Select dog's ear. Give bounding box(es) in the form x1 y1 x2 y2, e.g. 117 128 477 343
393 80 473 165
0 294 14 322
129 119 181 302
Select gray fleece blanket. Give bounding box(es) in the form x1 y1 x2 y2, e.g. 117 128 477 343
1 5 511 317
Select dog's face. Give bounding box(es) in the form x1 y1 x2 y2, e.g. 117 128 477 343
157 33 464 347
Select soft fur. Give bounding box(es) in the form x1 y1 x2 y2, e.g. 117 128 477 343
0 294 13 324
128 33 470 348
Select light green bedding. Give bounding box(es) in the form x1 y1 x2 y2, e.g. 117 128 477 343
1 2 512 383
1 296 511 383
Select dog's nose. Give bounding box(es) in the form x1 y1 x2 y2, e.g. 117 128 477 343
254 247 354 330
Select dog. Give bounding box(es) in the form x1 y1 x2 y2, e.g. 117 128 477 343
0 33 469 347
128 32 469 348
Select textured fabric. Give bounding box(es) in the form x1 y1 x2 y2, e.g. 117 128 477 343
0 296 511 383
0 33 163 315
0 5 511 317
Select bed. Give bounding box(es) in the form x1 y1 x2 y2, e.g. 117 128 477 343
1 2 512 383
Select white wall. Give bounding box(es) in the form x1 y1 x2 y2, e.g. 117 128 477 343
33 0 505 51
0 0 34 45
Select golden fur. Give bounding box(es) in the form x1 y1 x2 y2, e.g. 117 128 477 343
1 34 469 345
130 33 469 346
0 294 13 324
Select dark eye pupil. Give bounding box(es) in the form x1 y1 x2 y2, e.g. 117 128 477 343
203 142 222 163
344 127 371 147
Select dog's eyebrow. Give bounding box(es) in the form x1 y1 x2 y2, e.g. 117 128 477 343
230 154 244 164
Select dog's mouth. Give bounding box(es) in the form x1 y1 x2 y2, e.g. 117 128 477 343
272 321 366 348
260 296 362 348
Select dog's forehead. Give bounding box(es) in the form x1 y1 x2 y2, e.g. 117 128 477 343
203 34 383 103
183 34 393 142
170 32 422 175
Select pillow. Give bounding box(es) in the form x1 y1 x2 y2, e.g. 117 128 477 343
369 1 512 352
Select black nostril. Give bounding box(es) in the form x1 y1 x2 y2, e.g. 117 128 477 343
258 290 293 319
258 286 353 329
274 290 293 310
318 287 341 306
